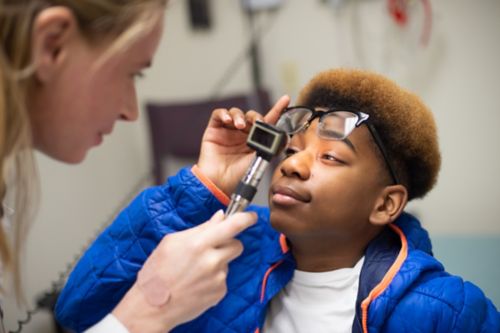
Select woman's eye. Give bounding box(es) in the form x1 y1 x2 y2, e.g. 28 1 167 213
131 71 145 80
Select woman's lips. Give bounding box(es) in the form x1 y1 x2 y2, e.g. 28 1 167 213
94 133 104 145
271 184 311 206
95 127 113 146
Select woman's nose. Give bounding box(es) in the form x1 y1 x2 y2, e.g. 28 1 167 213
120 89 139 121
120 104 139 121
280 151 312 180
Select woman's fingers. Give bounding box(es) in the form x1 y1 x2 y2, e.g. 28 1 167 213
204 211 257 246
216 239 245 263
125 212 255 330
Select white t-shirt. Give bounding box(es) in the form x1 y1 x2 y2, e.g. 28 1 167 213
263 256 365 333
84 314 129 333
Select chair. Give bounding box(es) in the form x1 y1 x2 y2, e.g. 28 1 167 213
146 90 271 184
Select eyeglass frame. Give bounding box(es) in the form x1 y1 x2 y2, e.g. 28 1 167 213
279 106 401 185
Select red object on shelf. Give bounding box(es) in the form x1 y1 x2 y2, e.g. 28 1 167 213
387 0 433 47
388 0 408 26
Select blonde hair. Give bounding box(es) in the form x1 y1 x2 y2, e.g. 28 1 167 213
0 0 166 302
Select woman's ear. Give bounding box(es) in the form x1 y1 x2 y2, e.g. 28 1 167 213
369 185 408 226
31 7 78 83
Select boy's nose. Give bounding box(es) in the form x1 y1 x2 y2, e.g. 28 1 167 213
280 151 312 180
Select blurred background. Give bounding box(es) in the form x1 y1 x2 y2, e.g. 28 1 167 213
3 0 500 331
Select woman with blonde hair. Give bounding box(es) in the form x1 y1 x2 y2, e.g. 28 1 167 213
0 0 263 332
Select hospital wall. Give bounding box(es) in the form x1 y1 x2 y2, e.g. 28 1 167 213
3 0 499 331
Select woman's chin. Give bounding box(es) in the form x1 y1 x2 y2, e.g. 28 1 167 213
44 147 88 164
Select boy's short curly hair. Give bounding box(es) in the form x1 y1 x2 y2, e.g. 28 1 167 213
296 68 441 200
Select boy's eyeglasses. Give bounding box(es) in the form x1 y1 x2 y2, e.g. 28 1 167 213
276 106 400 185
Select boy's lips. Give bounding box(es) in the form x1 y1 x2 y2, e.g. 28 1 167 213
271 183 311 206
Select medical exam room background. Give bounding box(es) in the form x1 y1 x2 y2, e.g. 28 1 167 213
3 0 500 332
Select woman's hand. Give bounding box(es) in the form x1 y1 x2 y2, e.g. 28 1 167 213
197 95 290 195
112 210 257 333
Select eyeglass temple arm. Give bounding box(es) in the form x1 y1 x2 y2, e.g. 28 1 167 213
365 123 401 185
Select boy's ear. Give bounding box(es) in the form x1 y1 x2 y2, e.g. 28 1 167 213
31 7 79 83
369 185 408 226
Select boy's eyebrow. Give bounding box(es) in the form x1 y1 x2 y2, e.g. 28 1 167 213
342 137 357 153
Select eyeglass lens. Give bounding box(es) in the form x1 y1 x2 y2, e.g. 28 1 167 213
276 108 311 134
277 108 361 140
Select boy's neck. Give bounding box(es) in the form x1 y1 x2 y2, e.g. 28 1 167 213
288 226 383 272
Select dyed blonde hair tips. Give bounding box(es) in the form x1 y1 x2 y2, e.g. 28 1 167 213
0 0 166 303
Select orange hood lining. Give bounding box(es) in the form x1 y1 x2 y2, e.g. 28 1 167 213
360 223 408 333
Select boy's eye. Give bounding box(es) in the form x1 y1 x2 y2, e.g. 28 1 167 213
322 153 335 161
283 148 298 158
321 153 343 163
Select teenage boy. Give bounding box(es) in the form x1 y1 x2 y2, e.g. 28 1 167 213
56 69 499 333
